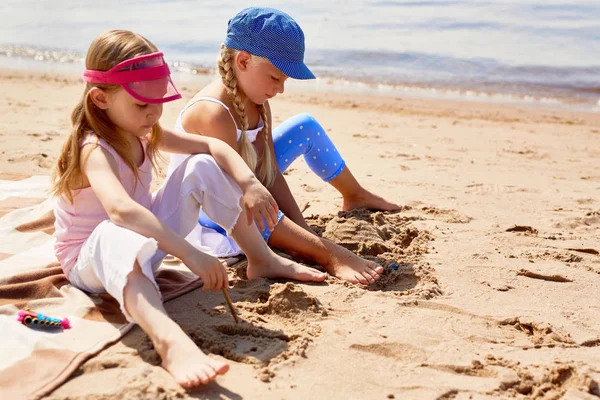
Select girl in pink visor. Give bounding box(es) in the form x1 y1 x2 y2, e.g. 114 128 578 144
52 29 326 389
169 7 401 286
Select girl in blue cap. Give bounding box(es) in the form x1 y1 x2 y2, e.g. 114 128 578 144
169 7 400 285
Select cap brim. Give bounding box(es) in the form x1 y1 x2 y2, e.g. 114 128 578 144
269 58 315 80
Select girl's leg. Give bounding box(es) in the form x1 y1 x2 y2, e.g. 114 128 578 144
69 221 227 388
227 200 325 281
153 154 325 282
268 216 384 285
123 261 228 388
274 113 401 211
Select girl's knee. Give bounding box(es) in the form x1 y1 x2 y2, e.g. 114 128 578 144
277 113 322 137
185 154 219 173
294 113 322 131
183 154 230 188
294 113 315 123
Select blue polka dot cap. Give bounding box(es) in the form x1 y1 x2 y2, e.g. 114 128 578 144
224 7 316 80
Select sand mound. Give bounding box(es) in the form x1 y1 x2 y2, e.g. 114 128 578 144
253 282 323 318
234 281 324 321
421 206 473 223
307 210 430 258
306 210 439 297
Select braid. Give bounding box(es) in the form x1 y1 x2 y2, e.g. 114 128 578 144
217 45 277 187
218 44 257 172
257 104 277 187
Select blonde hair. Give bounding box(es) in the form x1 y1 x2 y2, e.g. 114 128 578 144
218 44 277 188
51 30 163 202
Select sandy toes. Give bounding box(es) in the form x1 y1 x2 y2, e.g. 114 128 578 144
156 334 229 388
323 240 384 285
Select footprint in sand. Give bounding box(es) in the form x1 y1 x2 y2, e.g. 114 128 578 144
350 342 428 363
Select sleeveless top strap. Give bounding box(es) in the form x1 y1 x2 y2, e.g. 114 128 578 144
181 96 239 130
176 96 264 143
80 134 126 177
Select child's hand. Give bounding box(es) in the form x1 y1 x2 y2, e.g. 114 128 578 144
182 250 229 292
242 180 279 231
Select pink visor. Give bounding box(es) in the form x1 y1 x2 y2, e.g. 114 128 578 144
83 52 182 104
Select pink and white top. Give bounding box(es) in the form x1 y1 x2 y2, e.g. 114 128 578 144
53 133 153 277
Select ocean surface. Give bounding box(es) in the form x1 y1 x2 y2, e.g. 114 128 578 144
1 0 599 110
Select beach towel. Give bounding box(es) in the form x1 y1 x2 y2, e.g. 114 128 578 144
0 173 241 399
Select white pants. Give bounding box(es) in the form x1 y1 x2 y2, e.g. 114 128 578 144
67 154 243 321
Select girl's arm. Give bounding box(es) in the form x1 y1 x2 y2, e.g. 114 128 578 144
263 102 315 233
82 145 227 291
159 127 279 231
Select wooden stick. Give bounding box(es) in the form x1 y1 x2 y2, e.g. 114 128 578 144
221 288 239 324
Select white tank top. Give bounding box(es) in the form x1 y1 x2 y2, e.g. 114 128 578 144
168 96 264 176
174 96 264 142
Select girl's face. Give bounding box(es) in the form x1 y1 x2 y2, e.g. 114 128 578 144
236 53 288 105
92 87 163 137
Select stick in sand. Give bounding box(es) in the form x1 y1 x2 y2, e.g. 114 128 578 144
221 288 239 324
164 255 238 323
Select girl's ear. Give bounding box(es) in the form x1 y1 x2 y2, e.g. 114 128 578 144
88 87 111 110
235 51 253 72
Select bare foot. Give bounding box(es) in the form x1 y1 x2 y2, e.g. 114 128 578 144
247 252 327 282
342 188 402 212
155 328 229 388
322 240 384 285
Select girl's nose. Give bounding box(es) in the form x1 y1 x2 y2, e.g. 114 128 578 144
277 81 285 95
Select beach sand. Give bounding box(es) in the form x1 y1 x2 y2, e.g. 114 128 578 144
1 69 599 399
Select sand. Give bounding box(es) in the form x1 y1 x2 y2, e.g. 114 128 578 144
1 69 600 399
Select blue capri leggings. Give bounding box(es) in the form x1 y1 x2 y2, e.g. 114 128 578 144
198 113 346 241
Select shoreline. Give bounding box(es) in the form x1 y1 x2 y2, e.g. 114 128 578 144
1 50 598 113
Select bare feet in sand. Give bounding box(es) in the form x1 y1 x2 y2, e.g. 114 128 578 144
322 239 384 285
342 187 402 212
247 252 327 282
155 328 229 388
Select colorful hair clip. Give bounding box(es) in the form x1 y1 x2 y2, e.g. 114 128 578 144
17 309 71 330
